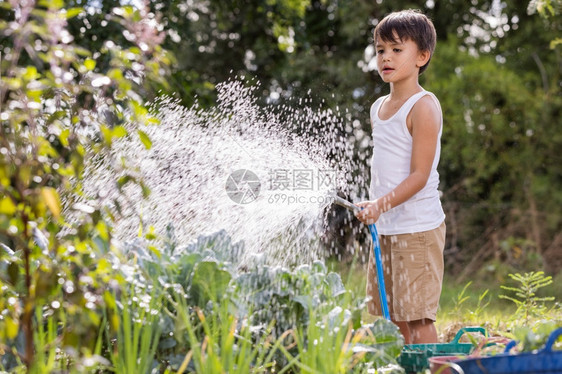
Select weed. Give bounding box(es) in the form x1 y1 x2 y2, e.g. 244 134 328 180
450 281 472 320
448 281 491 324
106 287 162 374
170 288 286 374
468 288 491 323
499 271 555 326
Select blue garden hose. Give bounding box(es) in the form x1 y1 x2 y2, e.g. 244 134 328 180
332 195 390 320
368 223 390 320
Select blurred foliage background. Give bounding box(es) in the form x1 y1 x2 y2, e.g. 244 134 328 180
138 0 562 279
2 0 561 281
0 0 561 371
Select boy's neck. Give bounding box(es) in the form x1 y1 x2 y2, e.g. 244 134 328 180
388 77 423 101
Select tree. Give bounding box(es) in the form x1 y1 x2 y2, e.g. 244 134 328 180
0 0 170 369
423 36 561 278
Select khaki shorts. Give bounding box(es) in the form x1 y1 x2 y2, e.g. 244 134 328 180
366 221 446 322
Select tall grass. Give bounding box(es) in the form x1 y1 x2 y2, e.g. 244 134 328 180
279 310 359 373
170 288 290 374
29 307 58 374
106 287 162 374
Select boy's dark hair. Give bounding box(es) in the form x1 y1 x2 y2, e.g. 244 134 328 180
374 9 436 74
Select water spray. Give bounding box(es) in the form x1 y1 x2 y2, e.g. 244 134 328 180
332 195 390 320
79 78 360 267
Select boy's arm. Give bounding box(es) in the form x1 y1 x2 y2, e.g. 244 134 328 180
356 96 441 224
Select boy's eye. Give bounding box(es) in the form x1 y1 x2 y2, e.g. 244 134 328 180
377 49 384 54
393 48 401 52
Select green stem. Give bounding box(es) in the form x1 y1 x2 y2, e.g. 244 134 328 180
22 211 34 368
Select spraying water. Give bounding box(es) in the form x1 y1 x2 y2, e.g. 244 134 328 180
81 77 366 266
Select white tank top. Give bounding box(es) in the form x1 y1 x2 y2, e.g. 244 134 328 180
369 90 445 235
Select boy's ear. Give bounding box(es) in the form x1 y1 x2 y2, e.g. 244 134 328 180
416 50 431 68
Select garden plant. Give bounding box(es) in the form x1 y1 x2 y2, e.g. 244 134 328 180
1 0 561 373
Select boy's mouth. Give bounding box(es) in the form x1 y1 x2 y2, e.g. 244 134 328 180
382 67 394 73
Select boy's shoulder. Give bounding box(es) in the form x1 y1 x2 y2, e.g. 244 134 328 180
369 94 389 116
413 91 441 114
410 92 442 126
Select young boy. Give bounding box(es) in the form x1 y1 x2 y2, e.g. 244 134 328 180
356 10 446 344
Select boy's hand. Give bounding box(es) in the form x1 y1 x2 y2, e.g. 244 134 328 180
355 200 381 225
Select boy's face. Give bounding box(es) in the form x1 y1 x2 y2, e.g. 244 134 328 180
374 32 429 83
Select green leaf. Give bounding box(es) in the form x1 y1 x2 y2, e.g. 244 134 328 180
137 130 152 149
96 220 109 241
112 125 128 138
23 66 40 81
0 197 16 215
8 261 19 285
3 77 22 90
84 58 96 71
148 245 161 259
358 319 404 367
39 0 62 8
191 261 232 307
41 187 61 218
145 226 157 240
59 128 70 147
325 272 346 297
64 7 83 19
140 181 151 198
46 110 66 126
146 116 160 125
293 295 312 311
100 125 113 145
5 316 19 340
97 258 112 275
74 46 91 57
117 175 135 190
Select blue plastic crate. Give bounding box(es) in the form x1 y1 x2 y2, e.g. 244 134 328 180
430 327 562 374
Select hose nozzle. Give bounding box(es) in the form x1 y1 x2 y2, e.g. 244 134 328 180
331 195 360 213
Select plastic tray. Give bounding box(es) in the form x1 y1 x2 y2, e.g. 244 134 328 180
429 327 562 374
398 326 487 373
